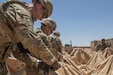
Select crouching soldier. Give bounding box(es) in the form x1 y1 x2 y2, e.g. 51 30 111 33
0 0 61 75
35 18 63 75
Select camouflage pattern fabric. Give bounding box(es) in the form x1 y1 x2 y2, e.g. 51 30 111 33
35 28 61 74
36 28 50 47
0 0 60 72
36 28 62 60
50 35 63 54
0 62 7 75
95 42 109 51
11 43 39 75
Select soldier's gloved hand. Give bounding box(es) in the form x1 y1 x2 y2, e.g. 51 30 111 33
38 62 49 71
50 61 61 71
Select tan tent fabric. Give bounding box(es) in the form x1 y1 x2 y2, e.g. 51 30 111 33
86 52 105 71
91 55 113 75
70 48 91 65
56 61 87 75
70 48 78 56
102 47 113 58
56 67 65 75
56 51 87 75
56 62 66 75
4 47 113 75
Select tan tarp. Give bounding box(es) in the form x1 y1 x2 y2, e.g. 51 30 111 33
86 51 105 70
91 55 113 75
85 51 105 74
102 47 113 58
56 48 113 75
56 52 87 75
5 47 113 75
70 48 91 65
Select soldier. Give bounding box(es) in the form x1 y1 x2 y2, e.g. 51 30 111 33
95 38 110 51
50 31 63 54
36 18 63 60
0 0 60 75
35 18 63 75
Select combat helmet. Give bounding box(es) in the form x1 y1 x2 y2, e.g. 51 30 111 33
41 18 57 31
101 38 106 43
32 0 53 18
101 38 105 41
53 31 60 37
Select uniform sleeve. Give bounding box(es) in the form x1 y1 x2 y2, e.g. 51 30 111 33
49 47 62 59
39 33 62 61
38 33 49 46
5 3 59 66
95 44 101 51
56 38 63 53
5 3 33 29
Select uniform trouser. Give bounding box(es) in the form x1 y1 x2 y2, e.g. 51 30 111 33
0 62 7 75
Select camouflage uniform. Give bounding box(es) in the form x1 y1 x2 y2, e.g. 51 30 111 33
50 31 63 54
36 28 62 59
95 39 109 51
35 18 62 75
0 0 60 75
12 43 39 75
0 62 7 75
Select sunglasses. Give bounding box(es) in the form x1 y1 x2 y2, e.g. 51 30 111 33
42 7 48 18
49 26 53 33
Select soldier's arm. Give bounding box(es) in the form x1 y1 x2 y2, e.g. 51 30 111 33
56 38 63 53
38 33 49 46
4 2 60 69
49 47 63 60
